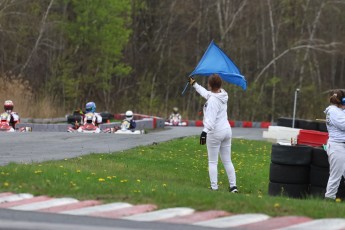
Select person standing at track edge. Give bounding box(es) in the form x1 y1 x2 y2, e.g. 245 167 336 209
324 89 345 200
188 74 238 193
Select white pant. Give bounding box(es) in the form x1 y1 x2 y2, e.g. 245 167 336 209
325 141 345 199
207 128 236 190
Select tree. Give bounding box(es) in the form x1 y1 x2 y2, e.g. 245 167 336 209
53 0 132 111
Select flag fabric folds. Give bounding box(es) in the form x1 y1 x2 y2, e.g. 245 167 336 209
189 41 247 91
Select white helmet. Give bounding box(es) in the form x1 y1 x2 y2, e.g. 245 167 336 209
125 110 133 120
4 100 14 112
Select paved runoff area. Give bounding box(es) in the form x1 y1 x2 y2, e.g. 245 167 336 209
0 127 342 229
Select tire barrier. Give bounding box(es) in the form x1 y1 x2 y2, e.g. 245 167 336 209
276 117 327 133
263 126 301 144
298 119 318 131
268 147 310 198
268 144 312 199
277 117 299 128
269 163 310 184
268 182 309 199
269 144 345 199
309 165 329 187
311 147 329 168
297 130 328 147
271 144 312 166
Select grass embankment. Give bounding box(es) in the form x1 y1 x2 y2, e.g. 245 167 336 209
0 137 343 218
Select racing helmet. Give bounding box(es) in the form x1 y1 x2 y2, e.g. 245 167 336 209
85 102 96 113
173 107 178 114
4 100 14 111
125 110 133 120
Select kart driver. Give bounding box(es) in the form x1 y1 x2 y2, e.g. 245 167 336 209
120 110 137 131
1 100 20 129
169 107 182 125
83 101 102 126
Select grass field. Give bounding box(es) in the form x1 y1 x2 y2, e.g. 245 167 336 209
0 137 343 218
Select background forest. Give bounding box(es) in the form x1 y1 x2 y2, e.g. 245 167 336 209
0 0 345 122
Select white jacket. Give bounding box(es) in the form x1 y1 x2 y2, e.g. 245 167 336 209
324 105 345 142
193 82 230 133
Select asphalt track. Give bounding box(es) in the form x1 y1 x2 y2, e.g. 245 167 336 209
0 127 266 230
0 127 265 166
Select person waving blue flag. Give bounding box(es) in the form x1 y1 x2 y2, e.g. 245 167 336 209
182 41 247 94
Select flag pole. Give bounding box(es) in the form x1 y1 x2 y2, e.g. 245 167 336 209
181 82 189 95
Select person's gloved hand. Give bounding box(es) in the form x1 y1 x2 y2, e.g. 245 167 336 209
200 131 207 145
188 77 196 86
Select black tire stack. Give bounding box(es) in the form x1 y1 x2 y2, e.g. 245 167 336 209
268 144 345 199
268 144 312 199
277 117 327 133
309 147 345 199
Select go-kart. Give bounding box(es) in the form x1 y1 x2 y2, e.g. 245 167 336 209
67 113 101 133
67 122 101 133
165 116 187 126
77 123 101 133
0 121 15 132
103 120 144 134
0 112 32 132
102 127 144 134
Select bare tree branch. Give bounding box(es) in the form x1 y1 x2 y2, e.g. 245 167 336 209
20 0 54 73
254 42 343 83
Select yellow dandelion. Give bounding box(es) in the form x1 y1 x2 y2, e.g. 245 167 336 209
137 179 141 183
163 184 167 187
336 198 342 203
107 176 112 179
98 178 105 182
274 203 280 208
3 182 9 187
76 170 81 173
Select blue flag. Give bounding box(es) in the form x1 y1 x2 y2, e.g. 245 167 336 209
189 41 247 90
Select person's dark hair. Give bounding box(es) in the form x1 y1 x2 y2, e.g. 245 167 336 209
329 89 345 105
208 74 222 91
